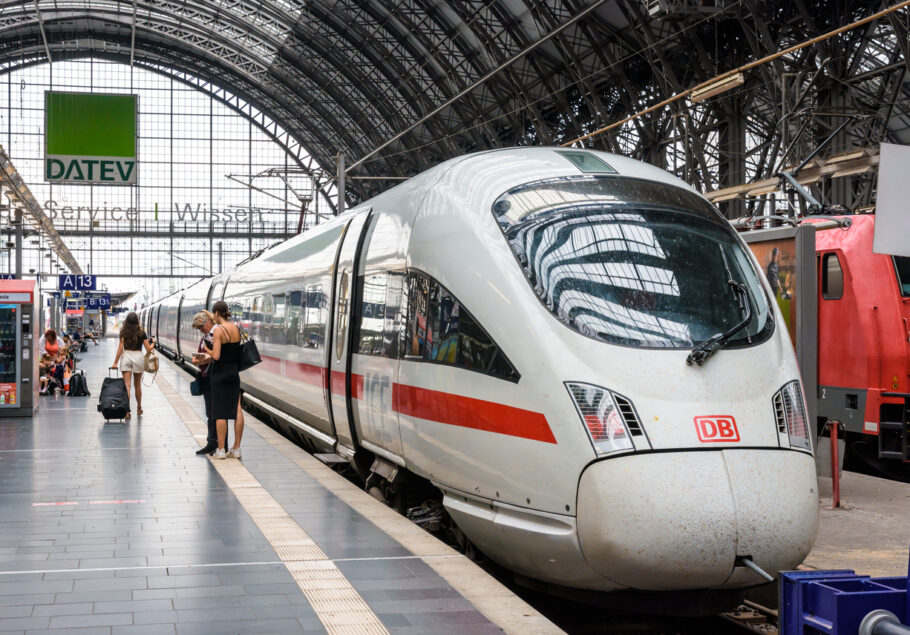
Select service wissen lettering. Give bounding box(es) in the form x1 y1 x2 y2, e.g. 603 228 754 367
0 203 266 224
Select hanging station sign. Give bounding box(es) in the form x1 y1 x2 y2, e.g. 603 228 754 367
45 92 138 184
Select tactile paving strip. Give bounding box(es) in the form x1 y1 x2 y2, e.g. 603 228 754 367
157 375 389 635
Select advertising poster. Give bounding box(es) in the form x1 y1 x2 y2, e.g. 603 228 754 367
0 384 16 405
748 238 798 347
45 92 138 184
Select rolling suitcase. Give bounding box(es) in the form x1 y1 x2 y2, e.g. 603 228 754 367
97 369 129 421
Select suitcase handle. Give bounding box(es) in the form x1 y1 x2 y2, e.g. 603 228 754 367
108 368 120 378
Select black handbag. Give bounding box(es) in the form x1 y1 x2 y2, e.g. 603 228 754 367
238 329 261 372
189 377 204 396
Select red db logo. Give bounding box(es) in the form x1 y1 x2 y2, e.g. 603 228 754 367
694 416 740 443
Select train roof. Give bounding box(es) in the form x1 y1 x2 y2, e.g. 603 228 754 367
362 146 702 209
143 147 708 305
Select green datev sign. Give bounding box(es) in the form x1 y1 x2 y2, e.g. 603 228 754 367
45 92 138 184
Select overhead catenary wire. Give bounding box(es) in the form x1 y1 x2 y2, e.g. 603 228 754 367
563 0 910 147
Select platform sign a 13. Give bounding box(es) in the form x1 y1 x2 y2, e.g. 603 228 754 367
58 274 96 291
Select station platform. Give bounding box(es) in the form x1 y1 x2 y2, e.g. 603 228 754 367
804 471 910 577
0 338 558 634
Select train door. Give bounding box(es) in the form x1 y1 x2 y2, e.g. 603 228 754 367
327 209 371 453
349 216 407 465
816 249 866 430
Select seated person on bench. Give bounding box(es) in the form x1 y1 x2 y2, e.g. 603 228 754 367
39 353 66 394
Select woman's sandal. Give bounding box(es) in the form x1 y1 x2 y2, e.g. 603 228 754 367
125 412 131 420
137 408 143 416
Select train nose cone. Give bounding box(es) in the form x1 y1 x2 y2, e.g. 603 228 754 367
576 450 818 591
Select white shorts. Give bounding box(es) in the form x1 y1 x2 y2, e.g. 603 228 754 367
120 349 146 374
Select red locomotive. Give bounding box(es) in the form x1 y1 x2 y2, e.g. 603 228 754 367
814 214 910 472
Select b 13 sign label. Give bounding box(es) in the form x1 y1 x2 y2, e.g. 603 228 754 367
694 416 740 443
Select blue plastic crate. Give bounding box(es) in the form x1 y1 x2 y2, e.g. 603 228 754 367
780 569 907 634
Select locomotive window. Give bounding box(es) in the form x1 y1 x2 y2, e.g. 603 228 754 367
894 256 910 296
492 176 774 350
822 253 843 300
404 271 519 382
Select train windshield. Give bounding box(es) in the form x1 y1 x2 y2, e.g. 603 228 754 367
492 176 774 349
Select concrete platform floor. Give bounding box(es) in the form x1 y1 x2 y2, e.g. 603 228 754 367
804 471 910 577
0 338 558 634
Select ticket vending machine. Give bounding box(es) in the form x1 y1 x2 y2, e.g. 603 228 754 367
0 280 38 416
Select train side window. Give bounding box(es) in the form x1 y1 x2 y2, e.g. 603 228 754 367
427 281 458 363
404 271 520 382
358 273 388 355
822 253 843 300
384 272 404 359
287 290 302 346
302 284 325 349
355 272 404 358
273 292 287 346
406 274 430 358
894 256 910 296
229 300 245 334
263 294 273 325
457 311 496 371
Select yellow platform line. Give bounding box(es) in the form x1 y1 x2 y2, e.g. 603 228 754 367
245 405 562 634
157 375 389 635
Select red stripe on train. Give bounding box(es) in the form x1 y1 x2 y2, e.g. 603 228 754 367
260 353 326 388
330 370 345 396
393 383 557 444
329 370 363 398
251 356 554 444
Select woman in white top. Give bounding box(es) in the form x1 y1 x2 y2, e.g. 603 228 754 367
110 312 155 419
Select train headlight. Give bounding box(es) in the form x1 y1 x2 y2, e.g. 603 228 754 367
774 380 812 452
566 382 634 455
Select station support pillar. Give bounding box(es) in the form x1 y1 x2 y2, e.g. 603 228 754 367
718 100 746 219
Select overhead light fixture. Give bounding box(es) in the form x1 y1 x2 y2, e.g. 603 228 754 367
690 72 745 103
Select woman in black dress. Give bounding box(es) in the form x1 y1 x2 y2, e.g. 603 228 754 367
200 301 245 459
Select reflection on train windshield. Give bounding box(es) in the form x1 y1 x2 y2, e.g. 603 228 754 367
493 176 774 349
894 256 910 296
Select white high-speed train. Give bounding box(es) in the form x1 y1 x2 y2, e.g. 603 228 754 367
142 147 818 595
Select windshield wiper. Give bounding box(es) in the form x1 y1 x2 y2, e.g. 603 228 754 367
686 247 753 367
